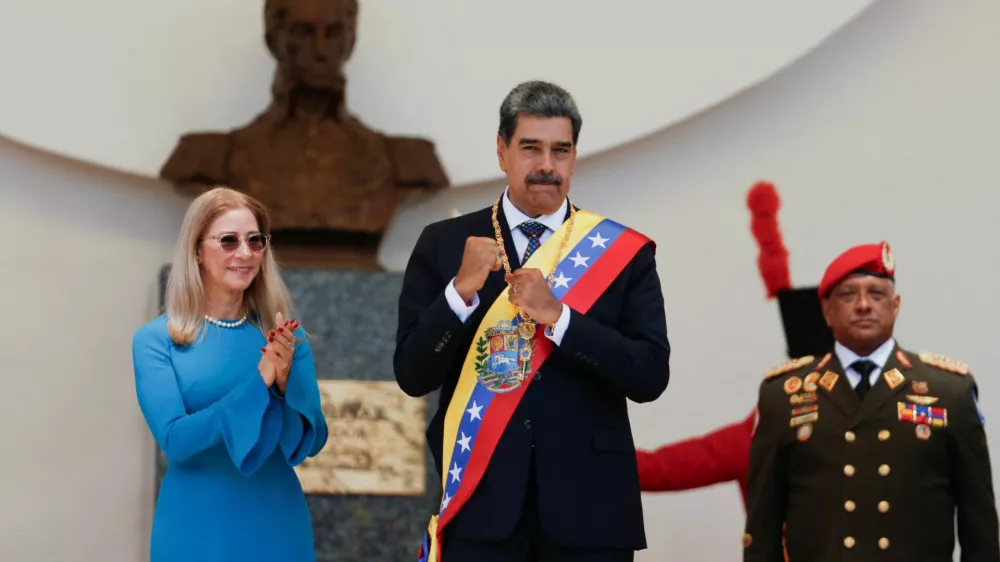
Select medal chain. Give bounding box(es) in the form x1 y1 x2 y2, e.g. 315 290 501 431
491 197 576 334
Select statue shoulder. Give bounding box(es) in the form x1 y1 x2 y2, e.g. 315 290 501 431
160 131 234 184
383 135 449 189
917 350 972 376
762 355 818 382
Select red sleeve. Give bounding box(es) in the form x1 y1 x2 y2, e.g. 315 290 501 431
636 409 755 493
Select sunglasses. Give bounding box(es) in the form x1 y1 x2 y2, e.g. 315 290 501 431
203 232 271 253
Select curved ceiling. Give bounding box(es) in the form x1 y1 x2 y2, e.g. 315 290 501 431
0 0 875 185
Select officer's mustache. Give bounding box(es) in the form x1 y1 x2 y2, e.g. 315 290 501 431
526 173 562 186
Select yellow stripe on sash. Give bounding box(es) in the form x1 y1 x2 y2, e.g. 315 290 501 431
439 209 604 484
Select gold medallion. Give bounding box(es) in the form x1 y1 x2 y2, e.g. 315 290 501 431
797 424 813 442
784 376 803 395
915 424 931 440
518 322 536 340
491 196 576 349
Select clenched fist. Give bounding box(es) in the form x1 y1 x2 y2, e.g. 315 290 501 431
506 269 563 325
454 236 502 301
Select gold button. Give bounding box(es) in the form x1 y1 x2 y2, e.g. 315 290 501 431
878 501 890 513
845 431 856 442
844 500 856 512
844 536 856 549
879 464 891 476
743 533 752 548
879 430 891 441
879 537 890 550
844 464 856 476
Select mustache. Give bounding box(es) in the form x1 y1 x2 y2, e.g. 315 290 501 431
526 172 562 185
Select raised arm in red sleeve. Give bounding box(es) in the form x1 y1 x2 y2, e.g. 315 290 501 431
636 409 756 507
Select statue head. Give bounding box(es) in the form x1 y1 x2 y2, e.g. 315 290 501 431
264 0 359 92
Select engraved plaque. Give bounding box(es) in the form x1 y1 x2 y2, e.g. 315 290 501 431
295 380 426 496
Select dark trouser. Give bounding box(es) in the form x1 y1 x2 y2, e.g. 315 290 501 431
441 451 634 562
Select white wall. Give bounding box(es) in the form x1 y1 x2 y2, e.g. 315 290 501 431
0 135 190 561
379 0 1000 558
0 0 873 184
1 0 998 560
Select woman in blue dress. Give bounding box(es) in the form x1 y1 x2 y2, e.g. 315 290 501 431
132 186 328 561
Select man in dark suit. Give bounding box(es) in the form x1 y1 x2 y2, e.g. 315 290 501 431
743 241 1000 562
394 80 670 562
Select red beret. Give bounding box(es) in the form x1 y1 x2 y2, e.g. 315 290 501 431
818 241 895 297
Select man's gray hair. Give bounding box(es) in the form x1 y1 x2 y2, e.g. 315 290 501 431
498 81 582 146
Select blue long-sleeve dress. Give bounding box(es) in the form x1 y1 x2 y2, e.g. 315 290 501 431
132 314 328 562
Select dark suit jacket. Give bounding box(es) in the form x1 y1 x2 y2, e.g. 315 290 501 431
394 200 670 550
744 344 1000 562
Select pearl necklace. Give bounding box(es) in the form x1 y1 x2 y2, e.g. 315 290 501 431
204 315 247 328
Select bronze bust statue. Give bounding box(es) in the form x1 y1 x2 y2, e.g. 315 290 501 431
160 0 448 243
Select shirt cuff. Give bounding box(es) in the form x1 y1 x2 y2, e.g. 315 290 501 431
445 277 480 323
544 304 571 346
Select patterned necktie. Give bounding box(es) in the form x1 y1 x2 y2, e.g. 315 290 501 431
851 360 877 400
517 221 548 264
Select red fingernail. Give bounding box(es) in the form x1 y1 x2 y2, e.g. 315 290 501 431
278 327 284 333
268 336 274 342
269 330 275 336
261 347 267 353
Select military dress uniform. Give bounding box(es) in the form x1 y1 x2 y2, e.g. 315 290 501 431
743 242 1000 562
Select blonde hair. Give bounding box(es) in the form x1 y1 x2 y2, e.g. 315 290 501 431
165 186 298 346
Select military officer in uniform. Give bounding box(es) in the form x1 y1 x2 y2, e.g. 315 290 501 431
743 241 1000 562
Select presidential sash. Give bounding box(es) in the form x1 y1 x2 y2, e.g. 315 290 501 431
417 210 652 561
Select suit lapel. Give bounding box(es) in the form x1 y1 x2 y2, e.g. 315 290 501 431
818 353 860 418
849 343 909 427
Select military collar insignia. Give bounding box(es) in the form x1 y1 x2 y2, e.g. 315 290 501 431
818 371 839 392
764 355 815 380
883 368 906 390
918 351 970 375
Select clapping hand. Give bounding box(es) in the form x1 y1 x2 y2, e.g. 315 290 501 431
261 311 298 394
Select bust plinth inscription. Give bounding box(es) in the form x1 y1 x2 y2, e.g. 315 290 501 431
160 0 448 267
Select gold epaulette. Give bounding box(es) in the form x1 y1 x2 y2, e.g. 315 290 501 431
763 355 815 380
918 351 970 376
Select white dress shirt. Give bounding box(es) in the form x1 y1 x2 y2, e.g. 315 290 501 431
834 337 896 389
444 187 572 344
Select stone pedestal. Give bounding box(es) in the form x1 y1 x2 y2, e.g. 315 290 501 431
156 265 440 562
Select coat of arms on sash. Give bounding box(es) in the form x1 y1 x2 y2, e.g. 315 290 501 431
475 319 534 393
